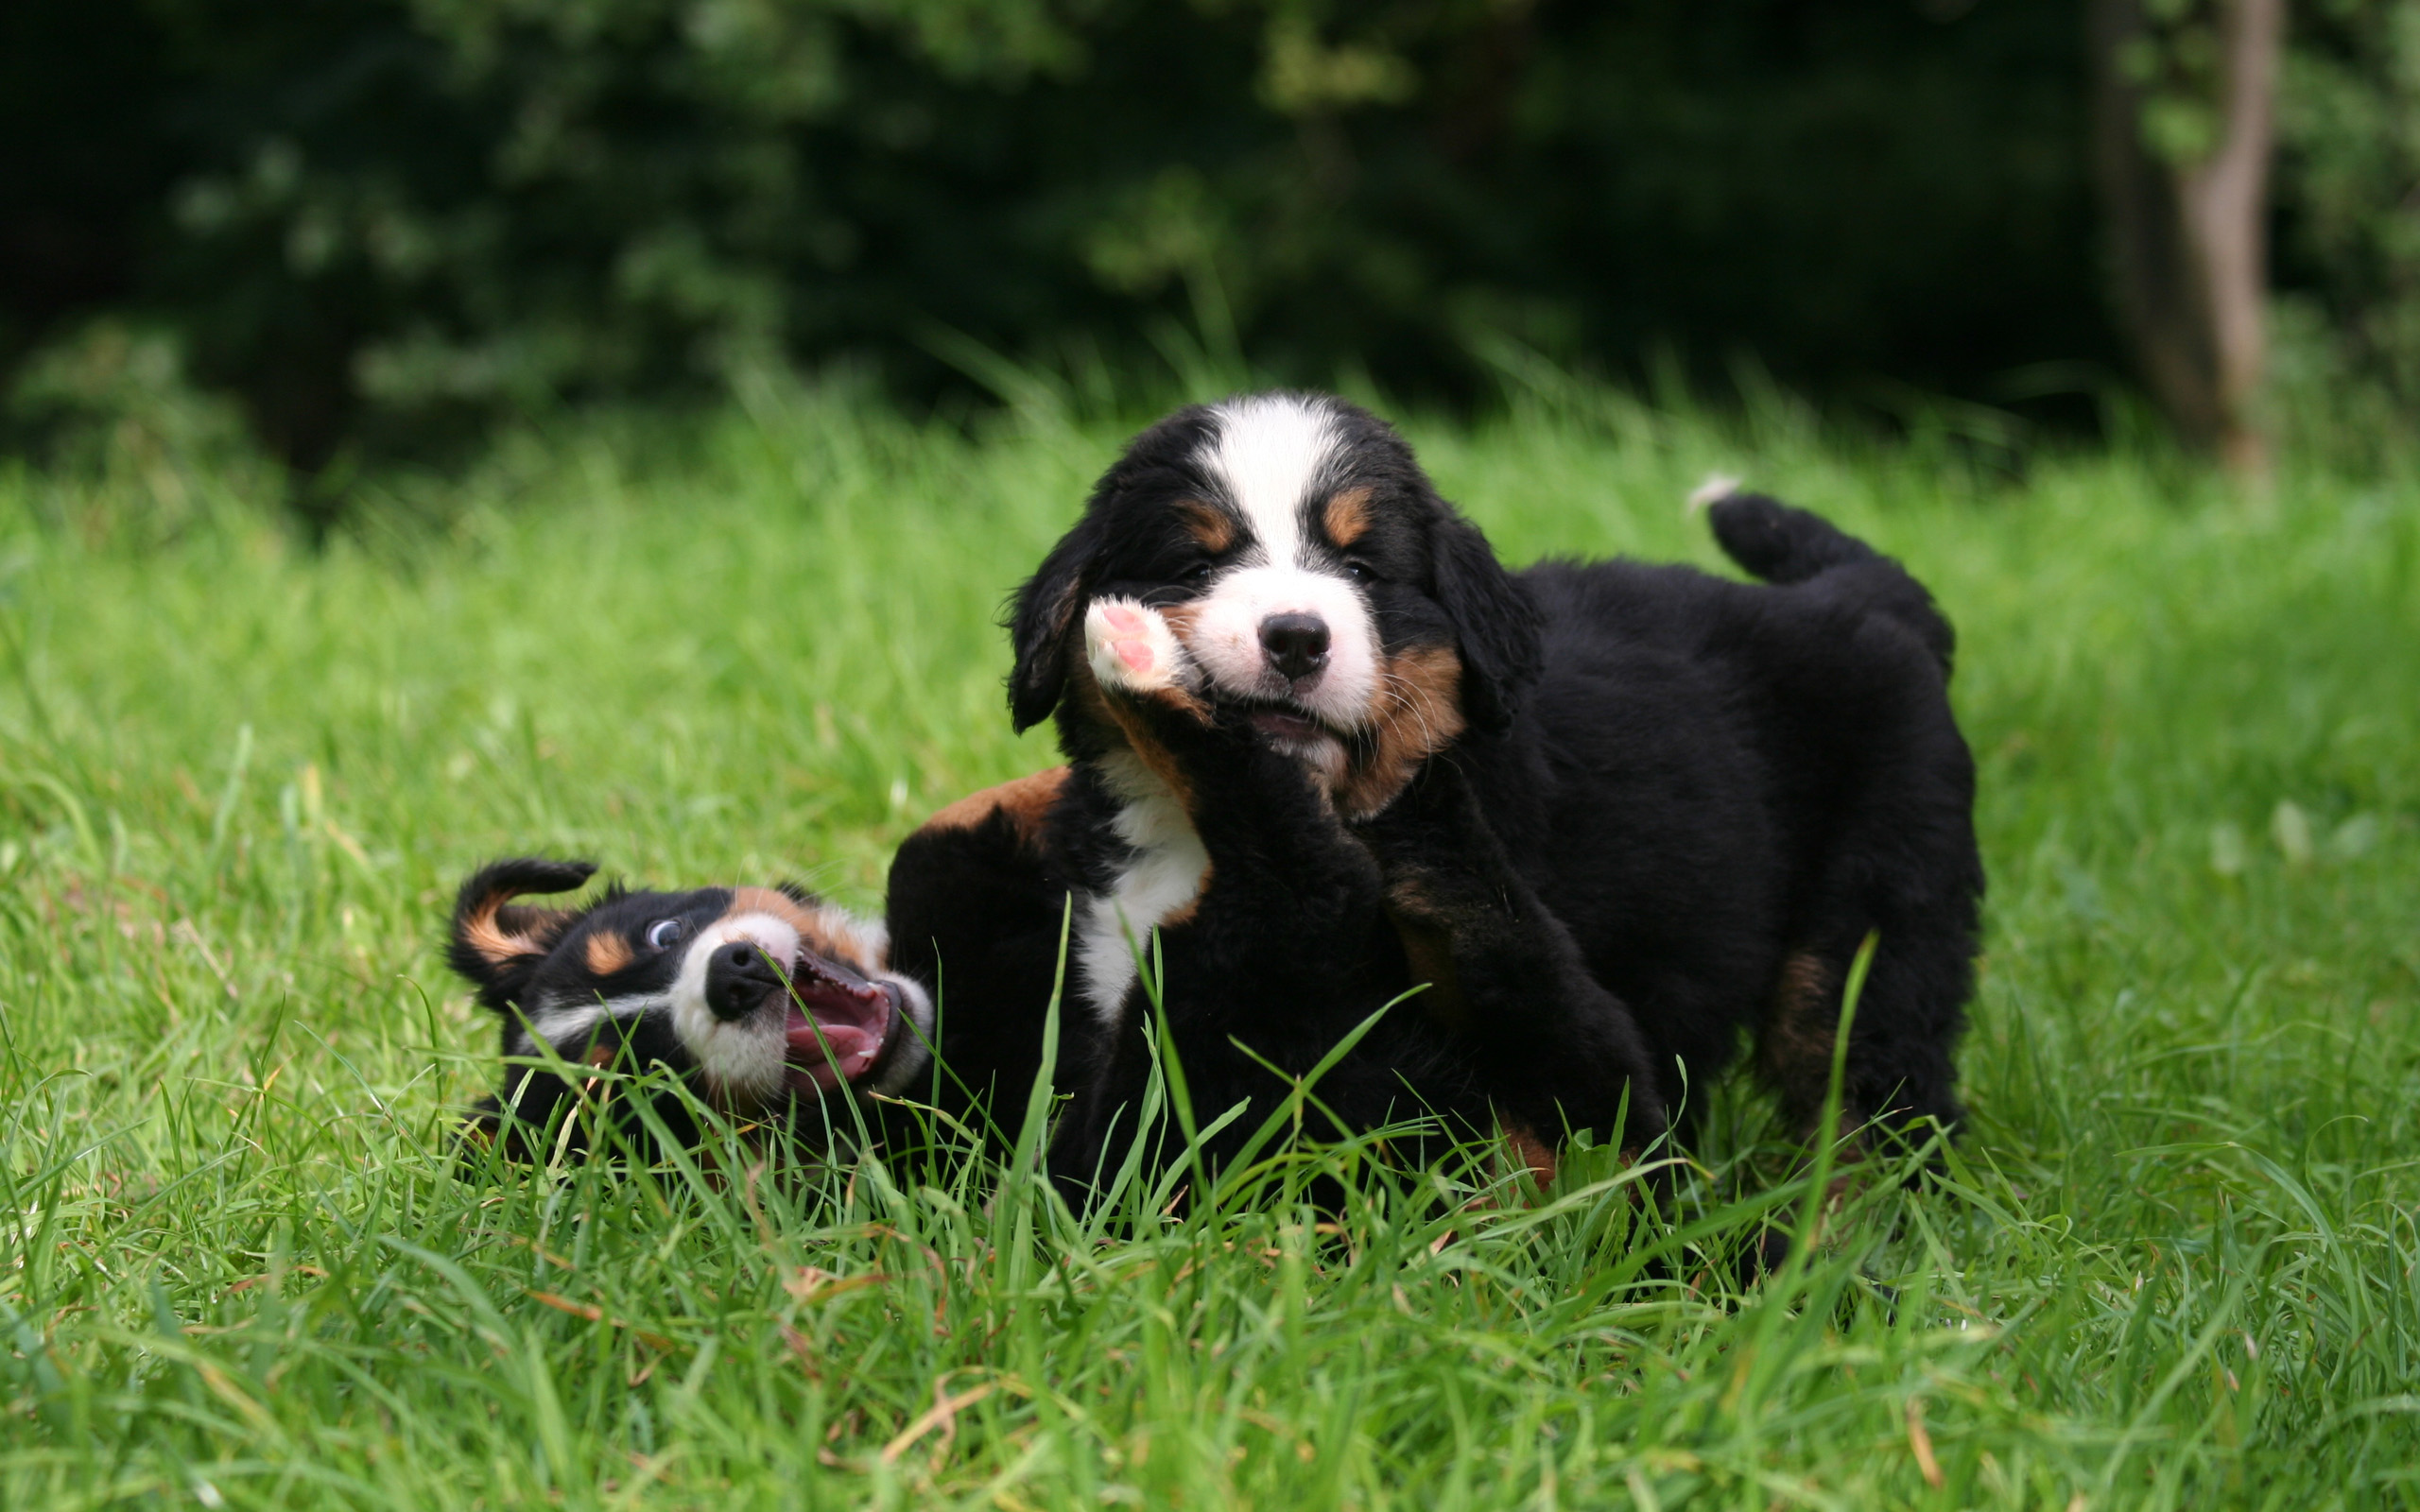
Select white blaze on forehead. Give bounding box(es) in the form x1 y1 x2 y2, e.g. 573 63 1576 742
1197 393 1340 569
1182 394 1379 735
667 909 802 1105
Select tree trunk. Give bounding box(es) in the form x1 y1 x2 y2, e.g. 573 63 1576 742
2090 0 2286 475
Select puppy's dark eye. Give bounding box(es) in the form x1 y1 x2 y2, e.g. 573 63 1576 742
646 919 686 951
1182 561 1215 586
1341 558 1375 583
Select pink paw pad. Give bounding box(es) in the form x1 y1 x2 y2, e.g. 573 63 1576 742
1085 598 1186 694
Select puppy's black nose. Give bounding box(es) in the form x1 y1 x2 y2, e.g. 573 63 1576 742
704 940 784 1022
1259 613 1330 681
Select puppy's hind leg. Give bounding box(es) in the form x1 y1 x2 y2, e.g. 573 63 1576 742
1759 838 1979 1163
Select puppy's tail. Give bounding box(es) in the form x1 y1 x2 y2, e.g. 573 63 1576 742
1697 482 1957 677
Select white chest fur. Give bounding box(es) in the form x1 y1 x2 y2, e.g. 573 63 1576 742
1077 752 1209 1026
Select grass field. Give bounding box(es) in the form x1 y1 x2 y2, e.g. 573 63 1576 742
2 372 2416 1509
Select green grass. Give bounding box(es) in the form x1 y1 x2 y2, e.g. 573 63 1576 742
2 372 2416 1509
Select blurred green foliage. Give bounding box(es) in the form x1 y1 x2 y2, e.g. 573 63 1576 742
2278 0 2420 411
2 0 2414 472
4 0 2106 466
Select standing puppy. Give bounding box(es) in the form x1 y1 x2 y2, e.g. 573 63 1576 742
1004 392 1982 1181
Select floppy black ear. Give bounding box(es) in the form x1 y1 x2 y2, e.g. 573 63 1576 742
446 858 597 1008
1430 513 1542 732
1005 511 1109 733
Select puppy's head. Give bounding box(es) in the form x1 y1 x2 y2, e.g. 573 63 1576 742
445 858 934 1156
1009 391 1540 815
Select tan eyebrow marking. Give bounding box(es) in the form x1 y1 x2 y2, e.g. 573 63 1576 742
1177 498 1236 555
1322 487 1373 548
584 932 635 976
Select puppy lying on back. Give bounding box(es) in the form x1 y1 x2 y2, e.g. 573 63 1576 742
444 828 1077 1160
445 861 935 1158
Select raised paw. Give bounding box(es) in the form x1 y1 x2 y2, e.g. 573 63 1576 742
1085 598 1192 699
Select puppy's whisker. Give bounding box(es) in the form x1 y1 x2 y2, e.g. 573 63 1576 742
1371 666 1443 756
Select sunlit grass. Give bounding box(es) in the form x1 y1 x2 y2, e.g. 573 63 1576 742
1 373 2415 1508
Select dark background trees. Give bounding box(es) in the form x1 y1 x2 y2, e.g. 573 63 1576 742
4 0 2412 484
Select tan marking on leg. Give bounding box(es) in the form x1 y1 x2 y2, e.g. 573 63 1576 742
1758 949 1841 1136
1322 487 1374 548
1073 665 1202 817
1386 904 1468 1031
1502 1125 1558 1187
920 767 1070 848
1338 644 1467 818
1177 499 1236 555
584 932 634 977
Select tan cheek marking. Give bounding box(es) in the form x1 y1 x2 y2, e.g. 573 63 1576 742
731 887 881 973
584 932 634 976
1157 601 1209 681
1322 487 1373 548
1158 601 1203 644
921 767 1071 849
1178 499 1236 555
1338 644 1468 818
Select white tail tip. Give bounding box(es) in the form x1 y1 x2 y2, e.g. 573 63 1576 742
1686 473 1743 512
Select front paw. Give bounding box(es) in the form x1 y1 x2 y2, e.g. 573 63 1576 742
1086 599 1204 715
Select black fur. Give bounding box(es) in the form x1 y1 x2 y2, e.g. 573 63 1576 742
1041 709 1648 1194
1461 490 1982 1140
971 398 1981 1194
1427 511 1544 731
446 865 722 1161
445 401 1983 1203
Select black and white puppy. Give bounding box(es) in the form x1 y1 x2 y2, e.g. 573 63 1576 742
1009 394 1540 1022
444 859 934 1159
1006 391 1983 1184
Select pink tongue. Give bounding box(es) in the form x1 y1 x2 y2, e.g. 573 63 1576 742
784 1007 883 1091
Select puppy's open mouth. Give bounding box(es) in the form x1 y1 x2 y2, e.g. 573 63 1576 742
772 951 900 1094
1236 697 1347 745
